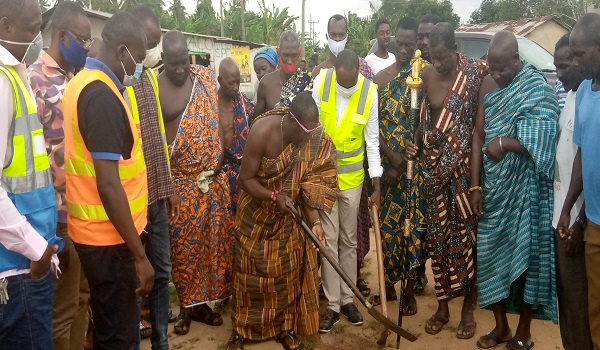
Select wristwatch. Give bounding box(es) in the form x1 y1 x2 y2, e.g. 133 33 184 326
575 216 587 229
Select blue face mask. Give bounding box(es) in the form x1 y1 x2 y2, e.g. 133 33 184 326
121 46 143 86
59 32 88 69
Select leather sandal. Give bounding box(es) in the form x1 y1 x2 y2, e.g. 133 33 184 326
226 331 245 350
173 310 191 335
277 329 303 350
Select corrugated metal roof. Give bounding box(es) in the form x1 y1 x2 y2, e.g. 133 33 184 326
457 16 569 36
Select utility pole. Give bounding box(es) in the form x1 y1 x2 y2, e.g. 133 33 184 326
220 0 224 37
301 0 306 59
241 0 246 41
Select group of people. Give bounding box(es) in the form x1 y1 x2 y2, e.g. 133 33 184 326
1 1 599 350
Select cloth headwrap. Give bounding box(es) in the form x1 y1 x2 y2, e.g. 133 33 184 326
254 47 278 68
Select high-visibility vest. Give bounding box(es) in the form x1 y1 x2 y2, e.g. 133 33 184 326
318 69 377 191
125 68 170 172
0 65 60 272
63 68 148 246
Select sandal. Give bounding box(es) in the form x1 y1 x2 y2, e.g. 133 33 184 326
140 320 152 339
506 339 535 350
357 278 371 297
173 310 191 335
456 320 477 339
425 314 449 335
226 331 245 350
277 330 303 350
401 294 417 316
476 332 511 349
191 304 223 326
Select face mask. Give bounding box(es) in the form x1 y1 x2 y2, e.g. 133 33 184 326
327 34 348 57
280 60 297 74
0 32 43 66
59 32 88 69
336 81 358 98
143 45 161 68
277 47 300 74
121 46 143 86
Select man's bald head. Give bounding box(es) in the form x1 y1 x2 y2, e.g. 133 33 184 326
218 57 241 99
489 31 518 59
162 30 190 86
162 30 188 57
570 13 600 77
487 31 522 88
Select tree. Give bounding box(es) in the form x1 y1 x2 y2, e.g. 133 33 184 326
186 0 221 36
374 0 461 29
469 0 585 26
347 12 375 57
251 0 298 45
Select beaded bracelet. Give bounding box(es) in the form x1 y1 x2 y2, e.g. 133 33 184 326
270 190 279 201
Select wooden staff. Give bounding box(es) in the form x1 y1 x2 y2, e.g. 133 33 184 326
371 205 391 346
396 49 424 349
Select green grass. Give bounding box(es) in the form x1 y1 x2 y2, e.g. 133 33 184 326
169 282 179 306
331 323 348 334
216 343 227 350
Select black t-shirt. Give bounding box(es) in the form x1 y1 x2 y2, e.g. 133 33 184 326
77 81 133 160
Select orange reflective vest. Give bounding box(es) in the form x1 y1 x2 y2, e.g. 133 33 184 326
63 68 148 246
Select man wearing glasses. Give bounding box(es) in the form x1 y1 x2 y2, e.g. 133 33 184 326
28 2 92 349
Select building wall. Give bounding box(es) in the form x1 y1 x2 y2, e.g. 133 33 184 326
527 21 568 54
42 16 106 48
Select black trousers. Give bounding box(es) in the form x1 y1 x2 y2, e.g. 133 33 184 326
75 242 140 350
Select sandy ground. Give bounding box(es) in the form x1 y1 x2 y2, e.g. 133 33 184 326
142 232 562 350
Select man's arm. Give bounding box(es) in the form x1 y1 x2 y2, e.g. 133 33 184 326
253 78 267 120
469 76 496 216
365 90 382 208
0 74 50 264
238 120 273 202
560 148 583 220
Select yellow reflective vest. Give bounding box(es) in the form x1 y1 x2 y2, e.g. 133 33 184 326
318 68 377 191
0 65 59 272
125 68 170 172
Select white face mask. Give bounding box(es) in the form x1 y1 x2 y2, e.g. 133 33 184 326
143 45 162 69
0 32 43 66
336 81 358 98
327 34 348 57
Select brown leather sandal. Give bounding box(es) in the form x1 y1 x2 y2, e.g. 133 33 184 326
226 331 245 350
276 330 303 350
173 310 191 335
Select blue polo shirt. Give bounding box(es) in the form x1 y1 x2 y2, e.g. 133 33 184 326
574 79 600 225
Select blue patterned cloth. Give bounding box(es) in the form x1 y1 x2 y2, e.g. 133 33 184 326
477 62 559 322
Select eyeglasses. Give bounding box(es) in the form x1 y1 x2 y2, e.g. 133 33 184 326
64 29 94 50
289 111 320 133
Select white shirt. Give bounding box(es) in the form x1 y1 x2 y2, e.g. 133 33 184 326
552 90 584 233
312 73 383 180
365 52 396 76
0 45 52 279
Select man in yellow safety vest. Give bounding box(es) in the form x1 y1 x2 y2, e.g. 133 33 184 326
312 49 382 332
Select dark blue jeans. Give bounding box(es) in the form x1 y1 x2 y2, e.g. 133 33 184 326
0 270 54 350
145 199 172 350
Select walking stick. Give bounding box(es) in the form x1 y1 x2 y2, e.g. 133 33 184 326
286 204 417 342
396 50 424 349
370 205 391 346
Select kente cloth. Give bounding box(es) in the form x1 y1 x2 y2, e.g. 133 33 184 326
379 61 428 285
169 65 234 307
420 53 487 300
477 62 559 322
356 57 375 267
224 92 255 216
276 69 312 108
232 108 338 340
